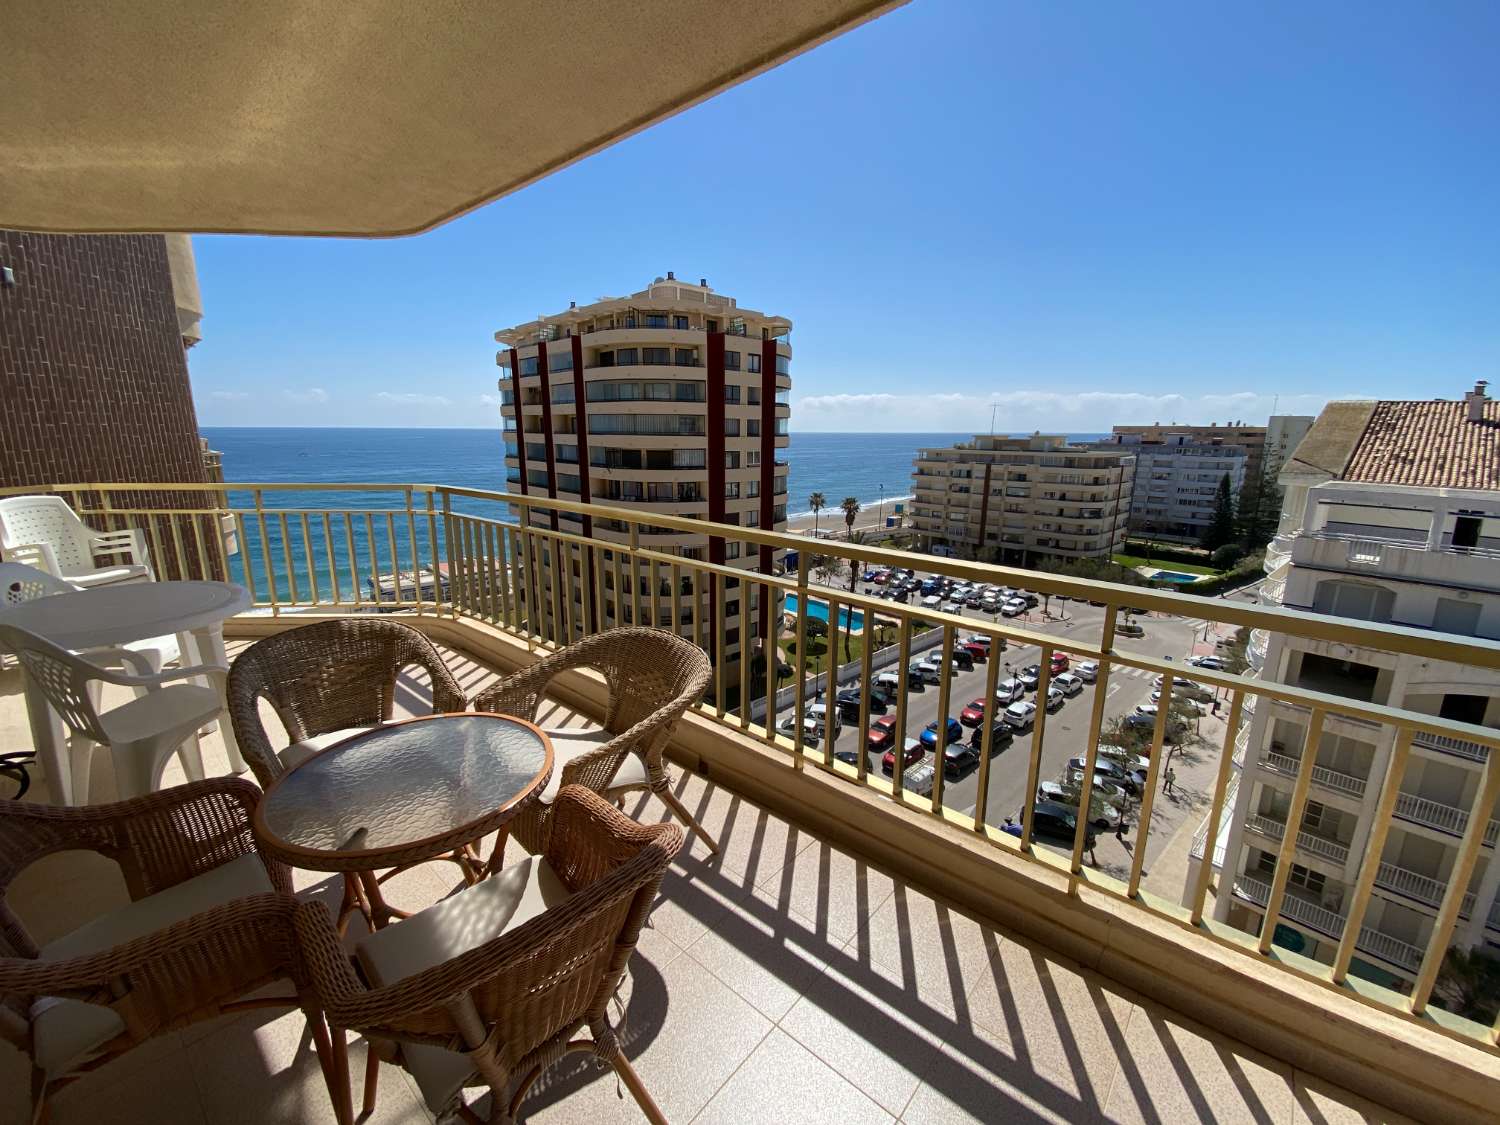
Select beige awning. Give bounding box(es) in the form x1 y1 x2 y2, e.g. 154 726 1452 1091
2 1 904 237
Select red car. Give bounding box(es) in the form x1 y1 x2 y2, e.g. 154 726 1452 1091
866 714 899 750
882 738 924 775
959 696 991 726
1050 652 1070 675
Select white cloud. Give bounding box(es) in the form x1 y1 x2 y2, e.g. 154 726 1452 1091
283 387 330 404
376 391 453 407
792 390 1332 433
209 390 251 401
478 393 504 407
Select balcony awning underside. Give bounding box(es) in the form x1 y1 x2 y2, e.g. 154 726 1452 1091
2 0 903 237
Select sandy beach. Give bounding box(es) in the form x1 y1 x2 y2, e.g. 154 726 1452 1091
784 494 912 538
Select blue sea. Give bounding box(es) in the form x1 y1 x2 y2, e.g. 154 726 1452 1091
200 428 1103 599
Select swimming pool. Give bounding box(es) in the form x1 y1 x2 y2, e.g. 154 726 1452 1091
1151 570 1204 584
784 593 865 631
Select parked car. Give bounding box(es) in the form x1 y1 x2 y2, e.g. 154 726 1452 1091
901 758 937 798
946 648 975 672
1005 700 1037 730
1044 685 1065 712
1152 674 1212 700
1037 781 1122 829
777 715 827 748
1054 671 1083 697
1018 665 1041 691
1025 801 1098 849
1022 592 1039 608
911 661 941 685
996 677 1024 703
960 696 993 726
866 714 900 750
1049 652 1069 674
921 594 942 610
1075 660 1099 683
920 717 964 749
958 637 991 662
964 591 986 609
1065 756 1139 795
833 746 862 767
876 669 923 697
942 740 980 777
806 702 841 734
968 719 1014 751
882 738 925 775
836 688 887 720
1188 655 1226 670
1126 706 1187 740
1001 599 1027 617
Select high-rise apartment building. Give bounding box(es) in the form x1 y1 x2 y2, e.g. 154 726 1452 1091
1094 433 1247 545
495 275 791 690
910 434 1134 565
1199 384 1500 990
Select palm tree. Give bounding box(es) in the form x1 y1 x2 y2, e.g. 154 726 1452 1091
840 496 861 540
808 492 826 539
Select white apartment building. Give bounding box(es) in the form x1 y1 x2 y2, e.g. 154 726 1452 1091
1095 433 1246 544
909 434 1134 565
495 274 791 694
1202 384 1500 991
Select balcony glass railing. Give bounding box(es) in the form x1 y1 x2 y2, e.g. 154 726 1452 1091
7 480 1500 1052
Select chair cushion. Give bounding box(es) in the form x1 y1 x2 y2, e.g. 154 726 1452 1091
355 854 573 1113
65 564 152 588
540 727 650 804
33 853 273 1075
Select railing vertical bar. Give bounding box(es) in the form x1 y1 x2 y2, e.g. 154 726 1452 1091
301 513 320 605
1189 689 1247 924
210 504 234 584
790 555 809 764
932 623 955 814
973 629 1001 830
460 517 477 620
1258 709 1328 951
855 612 875 781
425 491 441 612
1332 728 1414 982
1409 749 1500 1013
168 512 190 585
549 534 566 645
764 575 781 747
1070 614 1118 874
404 488 423 616
715 571 729 723
822 592 841 763
671 563 683 641
611 549 625 642
487 523 504 625
345 513 363 611
497 524 515 630
276 512 298 604
254 489 279 615
1126 675 1177 896
1020 645 1056 852
321 514 339 604
189 515 209 583
647 558 660 634
559 536 576 642
439 491 456 619
892 616 911 799
629 524 642 634
384 512 400 609
363 513 379 615
689 562 700 652
144 516 169 592
740 582 754 732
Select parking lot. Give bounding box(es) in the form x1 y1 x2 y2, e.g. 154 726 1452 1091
805 565 1236 874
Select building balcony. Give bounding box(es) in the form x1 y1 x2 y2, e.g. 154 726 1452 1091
3 481 1500 1123
1373 861 1478 918
1244 812 1351 866
1393 791 1500 846
1257 748 1368 799
1233 874 1424 974
1292 529 1500 595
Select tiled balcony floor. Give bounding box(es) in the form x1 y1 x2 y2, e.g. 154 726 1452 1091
0 639 1411 1123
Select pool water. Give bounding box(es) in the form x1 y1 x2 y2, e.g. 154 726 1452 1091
784 593 865 631
1152 570 1204 584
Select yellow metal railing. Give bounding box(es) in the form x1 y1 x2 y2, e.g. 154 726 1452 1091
6 479 1500 1050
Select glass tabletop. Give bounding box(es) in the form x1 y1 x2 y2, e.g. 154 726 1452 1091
258 714 551 859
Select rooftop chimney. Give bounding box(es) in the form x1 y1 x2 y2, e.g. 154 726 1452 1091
666 270 675 280
700 277 707 287
1466 379 1490 423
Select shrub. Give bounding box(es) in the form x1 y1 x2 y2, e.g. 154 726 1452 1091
1211 543 1245 569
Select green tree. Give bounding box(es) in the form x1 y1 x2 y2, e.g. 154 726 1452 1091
1235 459 1283 551
840 496 861 539
1201 473 1237 550
1433 947 1500 1023
808 492 826 538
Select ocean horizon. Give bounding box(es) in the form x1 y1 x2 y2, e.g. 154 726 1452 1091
201 427 1108 518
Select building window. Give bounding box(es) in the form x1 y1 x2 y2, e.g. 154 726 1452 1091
555 444 579 464
674 315 690 330
746 450 761 467
747 420 761 437
643 347 670 365
724 350 741 370
550 384 575 404
724 385 741 404
675 382 703 402
673 448 706 468
725 451 740 469
775 355 790 375
616 348 639 365
645 314 668 328
745 511 760 527
726 542 741 560
747 386 760 405
725 419 741 436
520 356 539 376
725 482 741 499
747 480 760 498
549 351 573 372
674 348 696 366
748 354 761 373
595 350 615 368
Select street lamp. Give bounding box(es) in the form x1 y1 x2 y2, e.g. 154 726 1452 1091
877 484 885 528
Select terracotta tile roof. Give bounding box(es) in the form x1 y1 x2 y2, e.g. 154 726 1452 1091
1342 399 1500 490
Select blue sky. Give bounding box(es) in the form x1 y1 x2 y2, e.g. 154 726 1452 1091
189 0 1500 432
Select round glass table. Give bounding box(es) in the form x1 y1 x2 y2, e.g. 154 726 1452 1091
253 713 552 928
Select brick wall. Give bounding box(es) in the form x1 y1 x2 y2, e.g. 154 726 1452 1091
0 231 216 577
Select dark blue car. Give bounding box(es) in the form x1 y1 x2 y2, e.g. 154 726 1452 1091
921 717 964 749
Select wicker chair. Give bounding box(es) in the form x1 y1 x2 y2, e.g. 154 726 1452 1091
0 779 328 1122
226 618 466 788
296 786 682 1125
471 627 715 856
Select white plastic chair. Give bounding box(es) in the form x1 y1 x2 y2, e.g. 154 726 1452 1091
0 562 182 676
0 495 153 587
0 624 223 803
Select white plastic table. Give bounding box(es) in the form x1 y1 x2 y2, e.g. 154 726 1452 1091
0 580 251 804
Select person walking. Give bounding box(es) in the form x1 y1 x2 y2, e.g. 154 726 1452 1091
1163 766 1177 795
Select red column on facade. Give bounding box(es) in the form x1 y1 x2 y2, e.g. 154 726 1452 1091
535 341 559 532
758 339 777 634
508 347 528 496
571 334 596 631
706 332 726 625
